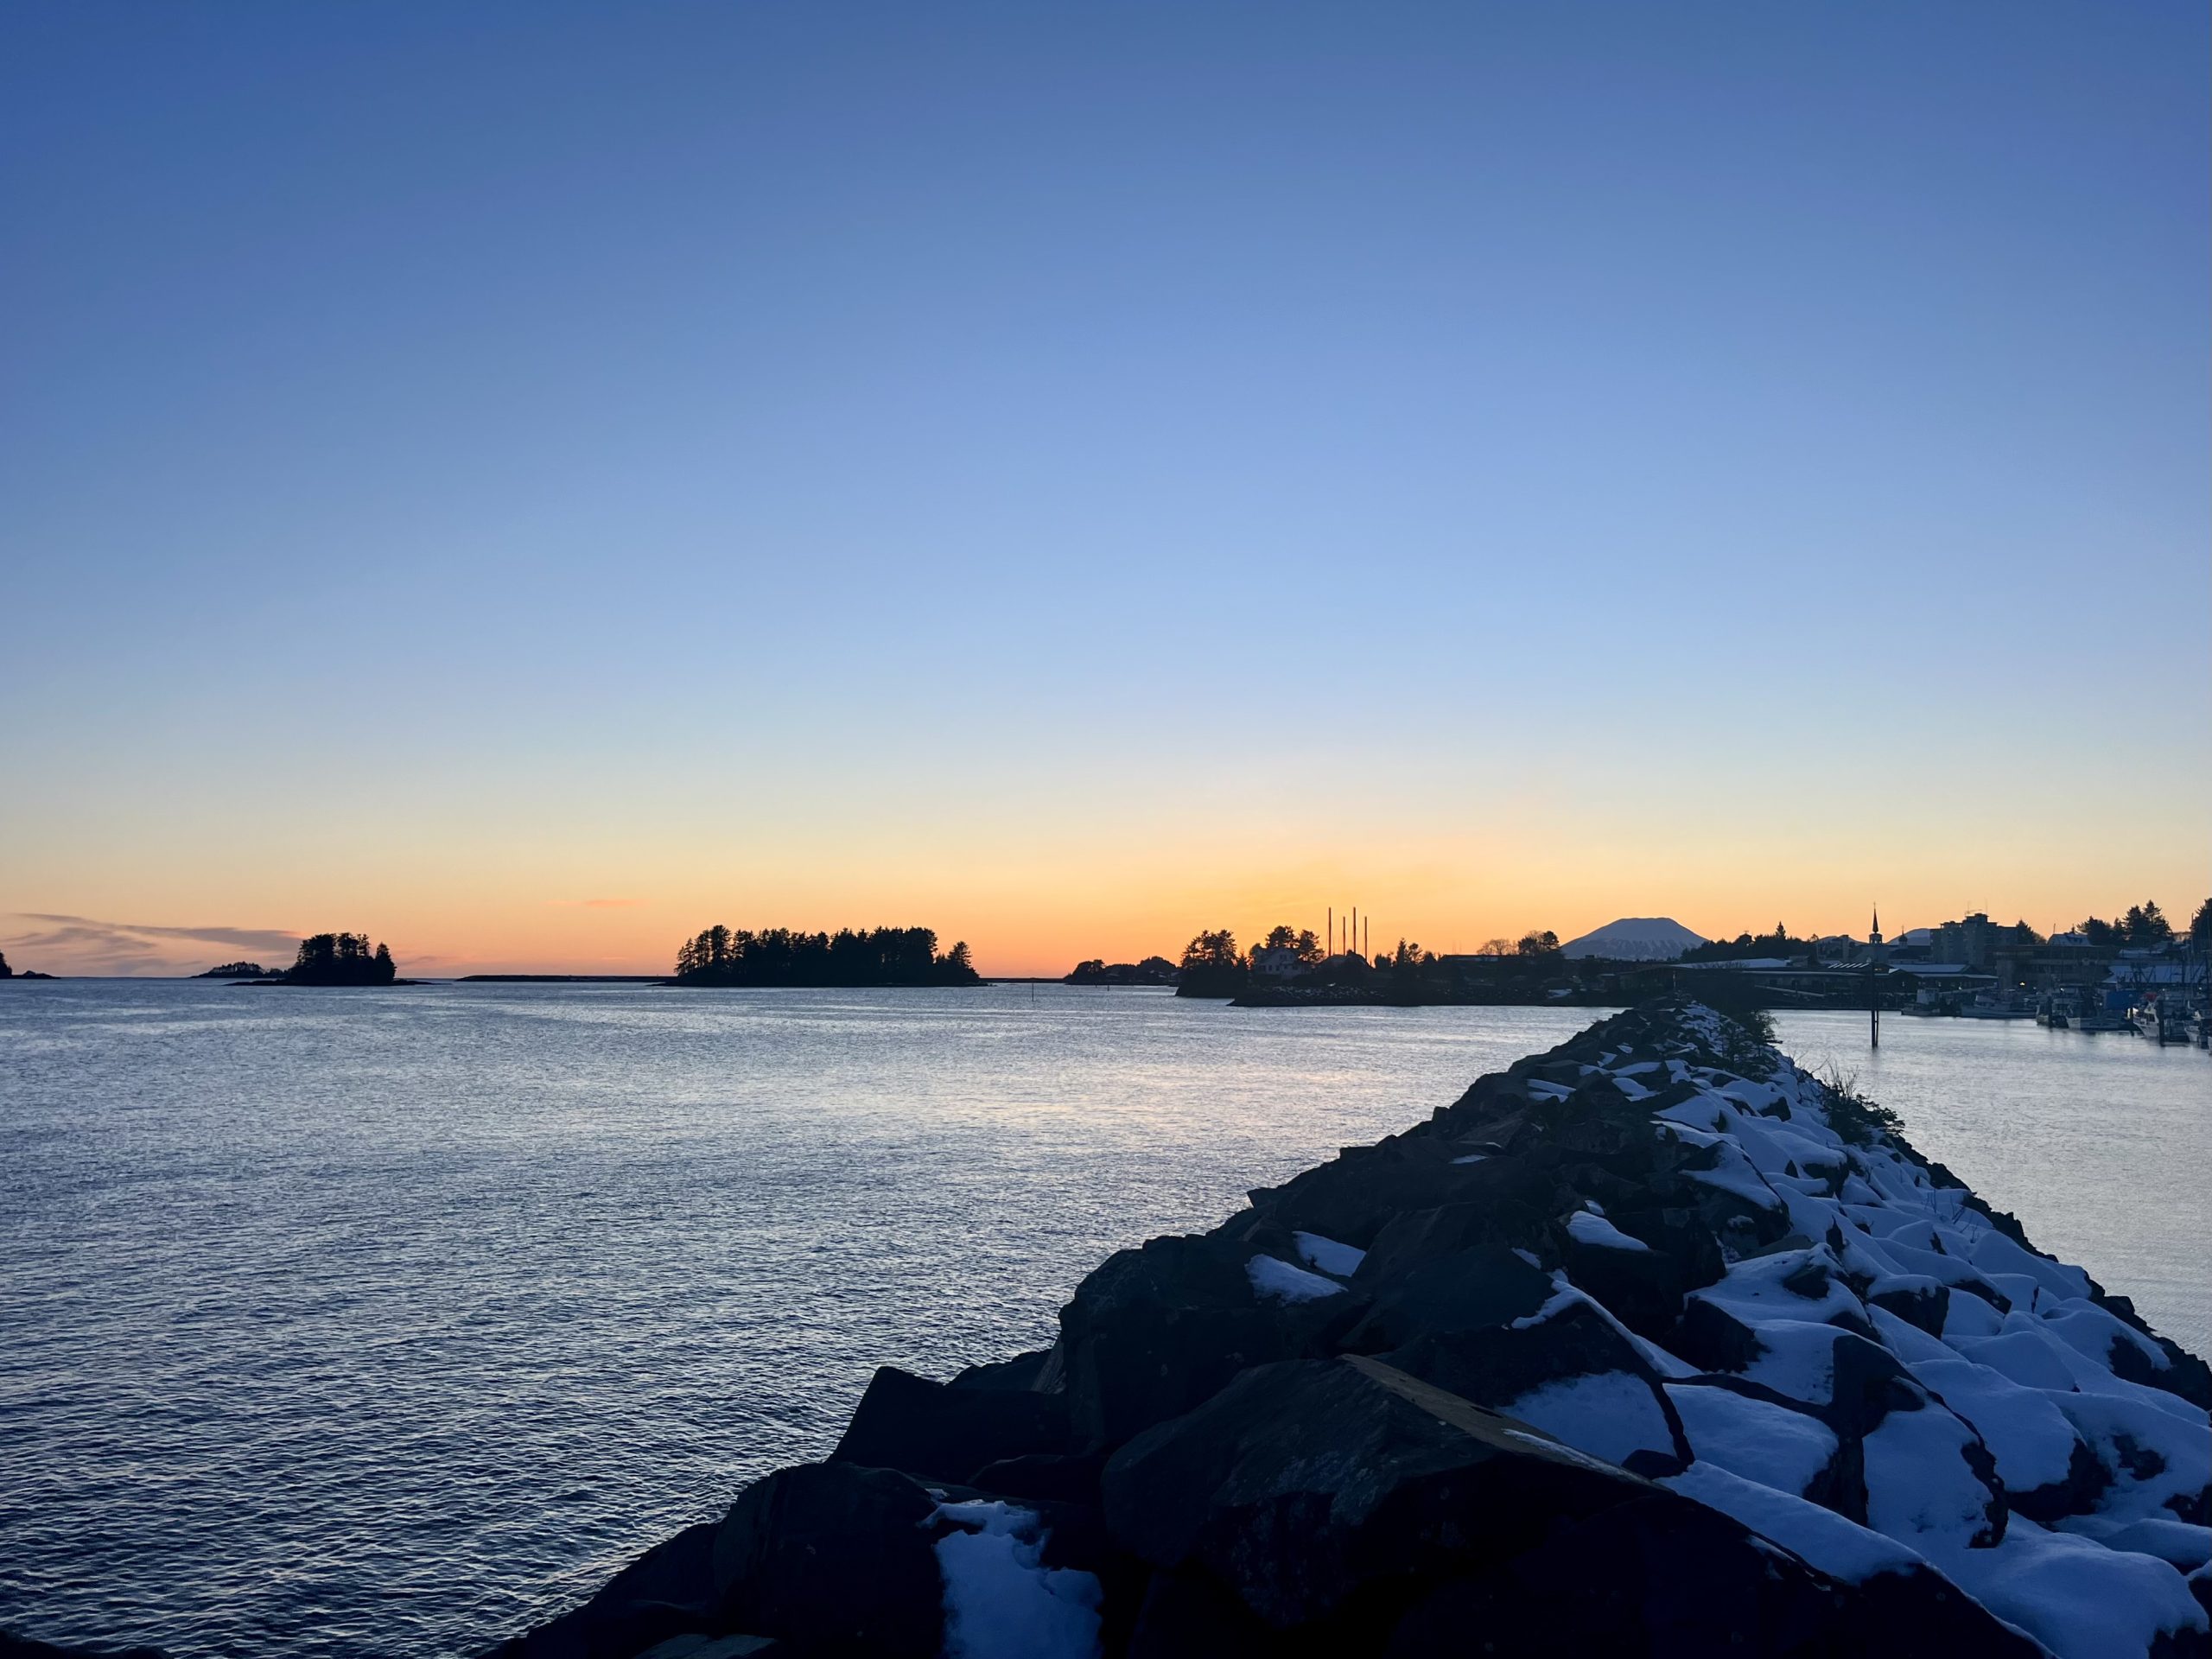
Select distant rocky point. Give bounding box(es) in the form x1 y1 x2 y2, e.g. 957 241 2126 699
1560 916 1710 961
0 950 54 981
483 1000 2210 1658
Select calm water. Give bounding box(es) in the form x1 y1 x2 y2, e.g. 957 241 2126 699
0 983 2202 1658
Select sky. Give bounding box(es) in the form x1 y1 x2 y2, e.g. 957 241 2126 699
3 2 2206 977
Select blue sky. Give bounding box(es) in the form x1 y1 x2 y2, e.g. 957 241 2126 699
3 3 2205 973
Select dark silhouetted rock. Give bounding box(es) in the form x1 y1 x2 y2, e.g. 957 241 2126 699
1383 1300 1692 1476
947 1349 1052 1390
1054 1233 1351 1449
1339 1243 1552 1351
479 1524 718 1659
969 1450 1107 1504
1246 1136 1502 1249
710 1464 943 1657
1386 1496 2043 1658
1103 1355 1658 1628
831 1363 1068 1483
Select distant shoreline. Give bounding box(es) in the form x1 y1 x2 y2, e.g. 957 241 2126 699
456 974 670 983
232 978 428 988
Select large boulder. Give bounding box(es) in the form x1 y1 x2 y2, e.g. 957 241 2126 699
1382 1299 1692 1477
710 1464 944 1657
1053 1233 1352 1449
1245 1135 1506 1249
1345 1164 1566 1284
832 1364 1069 1483
1556 1215 1691 1340
1338 1243 1554 1351
1102 1355 1660 1630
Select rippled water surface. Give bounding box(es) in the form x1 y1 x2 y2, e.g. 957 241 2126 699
1 982 2203 1657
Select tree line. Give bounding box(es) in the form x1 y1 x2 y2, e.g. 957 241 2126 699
671 925 979 987
1175 924 1568 996
2072 900 2209 950
1181 924 1563 975
288 933 397 985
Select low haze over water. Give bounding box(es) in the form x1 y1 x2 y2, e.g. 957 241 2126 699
2 982 2204 1658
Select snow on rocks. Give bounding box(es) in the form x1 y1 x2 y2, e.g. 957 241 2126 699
1289 1230 1365 1277
933 1500 1103 1659
1937 1518 2209 1659
1566 1208 1650 1252
1501 1370 1681 1468
1661 1460 1923 1583
1244 1252 1345 1303
486 1001 2204 1659
1665 1382 1840 1497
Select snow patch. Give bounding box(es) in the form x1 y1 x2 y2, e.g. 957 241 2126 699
1290 1231 1366 1279
1665 1384 1838 1497
1566 1210 1651 1252
934 1502 1103 1659
1502 1370 1676 1467
1936 1516 2208 1659
1663 1462 1927 1586
1245 1254 1345 1304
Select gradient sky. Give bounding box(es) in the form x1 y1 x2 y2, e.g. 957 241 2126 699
3 2 2206 976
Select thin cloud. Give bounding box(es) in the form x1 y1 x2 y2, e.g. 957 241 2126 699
3 913 302 976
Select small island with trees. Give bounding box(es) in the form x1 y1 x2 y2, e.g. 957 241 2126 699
234 933 407 986
196 961 275 979
1064 955 1179 987
670 925 980 988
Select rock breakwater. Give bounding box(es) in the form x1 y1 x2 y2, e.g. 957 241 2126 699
490 1001 2210 1659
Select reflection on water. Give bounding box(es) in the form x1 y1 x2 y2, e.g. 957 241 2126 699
0 983 2202 1657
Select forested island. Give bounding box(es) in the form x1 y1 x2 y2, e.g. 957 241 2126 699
234 933 404 986
196 961 273 979
0 950 55 980
671 925 980 987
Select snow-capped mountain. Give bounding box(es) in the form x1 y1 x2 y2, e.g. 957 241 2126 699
1562 917 1710 961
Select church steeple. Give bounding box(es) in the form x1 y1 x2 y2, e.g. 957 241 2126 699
1870 904 1882 948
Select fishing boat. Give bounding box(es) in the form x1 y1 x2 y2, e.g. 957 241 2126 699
2133 994 2199 1045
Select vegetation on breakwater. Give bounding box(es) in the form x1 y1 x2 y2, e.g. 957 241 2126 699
671 925 979 987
